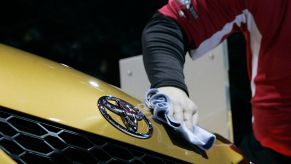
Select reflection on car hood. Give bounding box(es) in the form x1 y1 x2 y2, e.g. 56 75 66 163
0 44 245 163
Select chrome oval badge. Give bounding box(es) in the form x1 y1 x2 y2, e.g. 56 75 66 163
98 96 153 139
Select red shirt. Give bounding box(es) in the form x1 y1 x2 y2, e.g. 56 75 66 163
159 0 291 156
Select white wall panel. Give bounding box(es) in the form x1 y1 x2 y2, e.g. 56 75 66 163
119 41 233 141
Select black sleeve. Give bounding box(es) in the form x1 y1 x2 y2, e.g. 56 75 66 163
142 12 190 95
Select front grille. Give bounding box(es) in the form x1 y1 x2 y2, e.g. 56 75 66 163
0 106 187 164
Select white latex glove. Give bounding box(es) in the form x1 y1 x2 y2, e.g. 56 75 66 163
157 86 199 130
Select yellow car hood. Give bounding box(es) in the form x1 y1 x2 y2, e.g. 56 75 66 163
0 44 245 163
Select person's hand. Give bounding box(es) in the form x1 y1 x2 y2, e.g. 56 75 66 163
157 86 199 130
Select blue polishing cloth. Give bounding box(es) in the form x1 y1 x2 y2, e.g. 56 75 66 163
145 89 216 151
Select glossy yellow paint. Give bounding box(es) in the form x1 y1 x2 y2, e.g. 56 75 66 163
0 149 16 164
0 44 245 163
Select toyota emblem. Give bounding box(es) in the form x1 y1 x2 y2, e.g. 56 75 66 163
98 96 153 139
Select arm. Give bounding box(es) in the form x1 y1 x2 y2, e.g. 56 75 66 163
142 13 198 129
142 12 189 95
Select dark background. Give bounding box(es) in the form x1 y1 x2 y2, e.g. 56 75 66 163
0 0 251 146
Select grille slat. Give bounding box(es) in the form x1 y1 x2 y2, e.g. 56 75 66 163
8 117 47 136
0 139 24 156
0 122 18 137
0 106 187 163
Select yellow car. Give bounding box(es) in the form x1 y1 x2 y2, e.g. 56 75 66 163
0 44 247 163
